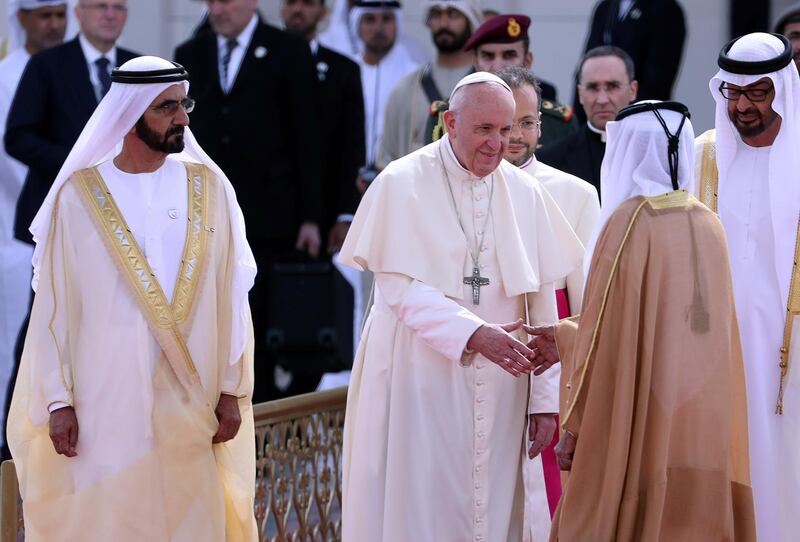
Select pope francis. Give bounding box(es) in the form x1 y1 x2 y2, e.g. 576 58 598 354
338 72 583 541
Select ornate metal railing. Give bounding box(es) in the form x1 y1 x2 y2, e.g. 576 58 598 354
0 386 347 542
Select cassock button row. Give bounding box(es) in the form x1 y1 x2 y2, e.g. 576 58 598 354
475 483 481 489
477 431 485 438
477 381 485 387
476 517 483 524
476 500 483 507
477 414 484 421
475 465 482 473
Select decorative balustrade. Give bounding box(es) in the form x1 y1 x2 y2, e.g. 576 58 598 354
0 386 347 542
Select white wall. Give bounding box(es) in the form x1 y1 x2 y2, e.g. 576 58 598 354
0 0 760 131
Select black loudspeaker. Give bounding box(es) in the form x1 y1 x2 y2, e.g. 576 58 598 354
265 254 354 377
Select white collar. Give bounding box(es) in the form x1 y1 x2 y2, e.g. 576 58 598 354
443 134 478 178
519 154 536 171
587 121 607 142
79 33 117 65
217 13 258 50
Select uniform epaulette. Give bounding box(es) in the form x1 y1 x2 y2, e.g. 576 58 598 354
541 100 574 123
429 99 448 117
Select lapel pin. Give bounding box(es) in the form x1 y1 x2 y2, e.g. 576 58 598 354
317 61 329 81
168 209 178 219
254 46 268 59
630 7 641 19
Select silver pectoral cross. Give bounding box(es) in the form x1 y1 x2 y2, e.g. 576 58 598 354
464 266 490 305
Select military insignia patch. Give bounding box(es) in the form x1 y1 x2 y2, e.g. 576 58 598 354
507 18 521 38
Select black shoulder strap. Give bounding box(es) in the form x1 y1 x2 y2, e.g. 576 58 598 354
420 64 443 103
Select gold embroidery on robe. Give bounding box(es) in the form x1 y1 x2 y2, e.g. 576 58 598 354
73 162 210 378
699 129 718 212
562 198 650 428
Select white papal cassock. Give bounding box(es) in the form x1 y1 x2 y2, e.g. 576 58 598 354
339 135 583 541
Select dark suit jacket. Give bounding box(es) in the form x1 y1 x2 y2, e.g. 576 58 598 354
6 37 138 243
585 0 686 100
175 21 322 243
536 124 606 198
313 44 364 235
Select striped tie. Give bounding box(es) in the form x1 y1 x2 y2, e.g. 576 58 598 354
221 38 238 93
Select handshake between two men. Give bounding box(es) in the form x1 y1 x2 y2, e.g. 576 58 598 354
465 320 574 470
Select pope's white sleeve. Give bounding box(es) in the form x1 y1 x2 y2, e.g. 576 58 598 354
375 272 485 362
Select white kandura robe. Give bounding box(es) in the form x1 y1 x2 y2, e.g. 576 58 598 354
355 45 419 164
717 144 800 542
0 47 33 446
9 157 256 541
339 137 583 542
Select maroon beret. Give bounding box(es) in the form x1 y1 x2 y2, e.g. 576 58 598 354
463 14 531 51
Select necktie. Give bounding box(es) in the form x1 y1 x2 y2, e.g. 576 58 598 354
95 57 111 98
221 38 238 92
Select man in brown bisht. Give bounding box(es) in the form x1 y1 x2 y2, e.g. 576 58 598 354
529 100 756 541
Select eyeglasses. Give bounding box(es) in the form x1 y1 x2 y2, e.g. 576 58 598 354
511 119 541 132
79 3 127 14
718 82 774 102
150 97 195 116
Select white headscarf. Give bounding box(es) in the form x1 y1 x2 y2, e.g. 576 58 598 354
710 32 800 309
6 0 74 54
348 1 406 56
30 56 257 366
426 0 482 32
584 100 696 275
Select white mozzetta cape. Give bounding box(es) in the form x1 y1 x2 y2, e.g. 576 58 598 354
339 137 583 541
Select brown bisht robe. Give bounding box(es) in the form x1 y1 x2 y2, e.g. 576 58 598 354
550 192 756 541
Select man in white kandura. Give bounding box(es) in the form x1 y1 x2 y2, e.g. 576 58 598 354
339 71 583 542
8 56 258 541
695 31 800 542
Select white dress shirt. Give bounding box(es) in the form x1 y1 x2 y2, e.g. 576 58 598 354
216 14 258 93
79 33 117 103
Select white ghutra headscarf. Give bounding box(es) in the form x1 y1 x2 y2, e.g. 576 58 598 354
710 32 800 308
584 100 695 275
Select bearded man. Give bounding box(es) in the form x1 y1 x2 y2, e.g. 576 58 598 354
695 32 800 542
375 0 480 170
8 56 258 541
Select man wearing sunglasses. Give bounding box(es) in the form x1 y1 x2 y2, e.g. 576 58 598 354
695 32 800 542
